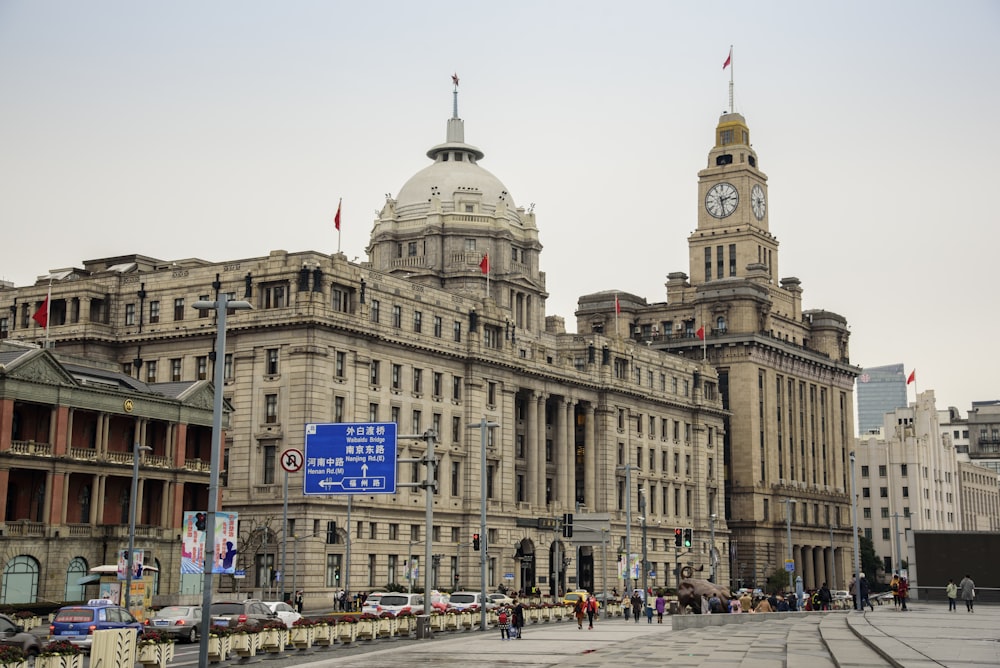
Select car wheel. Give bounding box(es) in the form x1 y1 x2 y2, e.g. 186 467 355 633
187 627 198 643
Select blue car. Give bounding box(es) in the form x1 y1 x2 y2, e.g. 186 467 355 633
49 599 143 651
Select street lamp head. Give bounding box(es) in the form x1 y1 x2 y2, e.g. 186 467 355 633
193 299 253 311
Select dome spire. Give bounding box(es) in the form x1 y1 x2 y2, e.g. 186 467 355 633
452 72 460 119
428 74 484 161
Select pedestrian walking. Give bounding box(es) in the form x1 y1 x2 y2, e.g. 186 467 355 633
574 597 585 629
656 593 667 622
959 574 976 613
859 574 874 611
890 573 901 610
586 595 598 629
897 576 909 611
631 592 643 623
513 599 526 637
946 579 958 612
621 593 631 621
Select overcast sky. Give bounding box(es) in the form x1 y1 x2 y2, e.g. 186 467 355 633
1 1 997 419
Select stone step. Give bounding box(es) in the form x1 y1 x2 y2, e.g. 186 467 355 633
822 613 894 667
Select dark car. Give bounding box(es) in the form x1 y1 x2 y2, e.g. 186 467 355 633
49 599 143 651
207 600 277 630
0 613 42 658
145 605 202 642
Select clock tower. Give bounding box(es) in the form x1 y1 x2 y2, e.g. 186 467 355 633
688 112 777 287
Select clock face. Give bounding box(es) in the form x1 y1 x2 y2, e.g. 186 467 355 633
705 182 738 219
751 184 766 220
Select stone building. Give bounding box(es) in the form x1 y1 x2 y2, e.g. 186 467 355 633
0 341 218 605
577 110 858 591
0 88 727 602
956 459 1000 532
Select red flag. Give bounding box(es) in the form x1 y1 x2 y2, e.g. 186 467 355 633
334 200 342 231
479 253 489 274
696 325 705 341
615 294 621 314
906 370 915 385
723 48 732 70
32 297 49 328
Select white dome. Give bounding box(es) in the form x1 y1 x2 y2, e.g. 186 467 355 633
395 158 516 215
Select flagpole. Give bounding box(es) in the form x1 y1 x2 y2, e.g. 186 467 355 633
44 276 53 350
486 254 490 299
615 292 619 337
728 45 734 114
336 198 342 254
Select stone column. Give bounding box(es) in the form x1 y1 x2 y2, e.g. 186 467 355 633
584 404 596 511
160 481 171 528
803 546 815 590
526 390 539 506
815 547 826 590
94 475 107 526
536 393 547 505
560 400 574 508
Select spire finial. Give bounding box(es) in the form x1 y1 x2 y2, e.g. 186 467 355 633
451 72 460 119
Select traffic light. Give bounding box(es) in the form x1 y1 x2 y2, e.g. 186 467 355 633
562 513 573 538
674 528 683 547
195 512 207 531
472 533 481 550
683 528 692 548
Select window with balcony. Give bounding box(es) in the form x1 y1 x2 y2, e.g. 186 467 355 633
262 444 276 484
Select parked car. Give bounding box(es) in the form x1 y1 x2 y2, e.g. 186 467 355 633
376 593 424 616
447 591 496 611
49 599 143 651
361 592 389 615
562 590 590 606
488 592 514 607
263 601 302 628
145 605 202 643
831 590 851 609
207 600 278 630
0 613 41 658
428 590 450 612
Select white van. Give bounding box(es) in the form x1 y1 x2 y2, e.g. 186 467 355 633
376 592 424 615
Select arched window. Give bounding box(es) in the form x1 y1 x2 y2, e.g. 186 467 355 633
1 555 40 604
716 316 727 333
64 557 89 602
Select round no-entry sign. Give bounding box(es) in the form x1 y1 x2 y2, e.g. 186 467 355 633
281 448 304 473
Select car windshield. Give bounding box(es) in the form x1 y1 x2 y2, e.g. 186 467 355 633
209 603 243 615
450 594 475 604
54 609 95 623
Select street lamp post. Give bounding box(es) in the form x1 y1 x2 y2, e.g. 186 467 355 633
193 292 252 668
616 464 635 593
850 452 862 611
469 417 497 632
125 442 152 612
709 513 717 583
829 524 837 589
639 488 648 598
781 498 794 593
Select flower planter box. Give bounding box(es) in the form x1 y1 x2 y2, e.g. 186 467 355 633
355 620 376 640
430 614 445 631
443 614 459 631
207 635 228 663
260 628 288 653
459 611 473 629
313 624 333 646
377 617 396 638
0 660 28 668
290 625 314 649
35 656 83 668
138 642 175 668
231 632 260 657
396 616 412 635
336 622 356 644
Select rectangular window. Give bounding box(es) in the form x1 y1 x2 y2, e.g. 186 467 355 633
863 507 871 519
862 487 870 498
146 360 157 383
369 522 377 539
900 464 908 476
487 381 497 406
334 396 344 422
433 372 443 397
704 247 711 282
335 351 346 378
125 303 136 326
413 368 423 394
196 356 208 380
332 286 350 313
370 299 380 323
879 487 888 498
413 310 422 332
861 465 869 477
433 316 443 337
369 403 379 422
326 554 342 587
881 528 891 541
326 521 339 544
149 300 160 323
198 295 210 318
170 358 182 382
265 394 278 424
391 364 401 390
262 444 276 485
412 410 421 433
266 348 279 375
880 507 890 518
452 376 462 401
261 283 287 309
451 461 460 496
453 321 462 342
392 305 402 328
729 243 736 276
370 361 380 386
878 464 887 477
173 298 185 321
902 486 909 498
452 416 461 443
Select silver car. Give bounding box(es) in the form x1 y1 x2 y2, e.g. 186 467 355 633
146 605 202 643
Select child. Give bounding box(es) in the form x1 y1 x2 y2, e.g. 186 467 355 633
498 607 510 640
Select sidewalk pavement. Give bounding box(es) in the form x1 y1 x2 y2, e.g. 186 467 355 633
284 602 998 668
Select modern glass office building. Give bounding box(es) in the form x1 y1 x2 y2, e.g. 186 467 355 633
856 363 908 434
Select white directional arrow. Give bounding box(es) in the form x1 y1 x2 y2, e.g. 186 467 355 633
319 479 337 489
361 463 368 477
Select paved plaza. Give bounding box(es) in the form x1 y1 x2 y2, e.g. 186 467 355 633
282 602 999 667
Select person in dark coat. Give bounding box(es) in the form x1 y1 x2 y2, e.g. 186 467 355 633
959 574 975 613
630 592 643 623
512 599 526 637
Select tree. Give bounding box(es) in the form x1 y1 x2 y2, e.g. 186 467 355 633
765 566 792 594
859 534 882 588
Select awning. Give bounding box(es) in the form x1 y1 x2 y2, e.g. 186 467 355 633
76 574 102 585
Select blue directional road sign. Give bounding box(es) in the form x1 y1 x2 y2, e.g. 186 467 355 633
303 422 397 495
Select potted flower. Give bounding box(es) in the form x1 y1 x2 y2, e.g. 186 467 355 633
335 615 357 644
0 645 27 668
137 630 175 668
13 610 40 632
395 610 415 635
229 623 260 658
377 610 397 637
259 619 288 653
356 613 379 640
34 640 84 668
290 617 314 649
311 616 335 646
207 625 231 663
